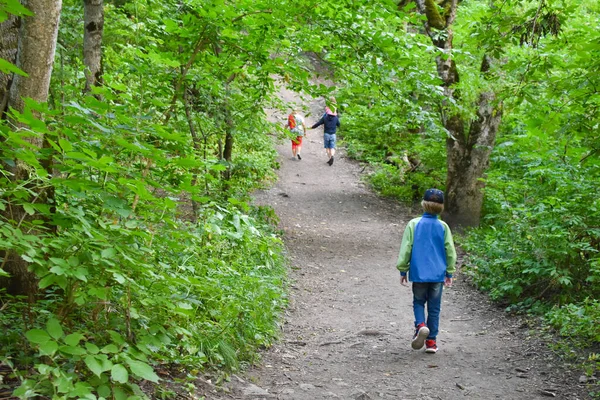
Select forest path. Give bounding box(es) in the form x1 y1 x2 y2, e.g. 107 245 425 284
218 87 587 400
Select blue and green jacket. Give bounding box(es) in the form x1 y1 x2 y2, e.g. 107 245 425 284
396 213 457 282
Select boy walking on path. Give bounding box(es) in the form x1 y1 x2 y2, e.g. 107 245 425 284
396 189 457 353
310 101 340 166
288 110 307 160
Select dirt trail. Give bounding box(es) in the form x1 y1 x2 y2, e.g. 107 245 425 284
210 87 589 400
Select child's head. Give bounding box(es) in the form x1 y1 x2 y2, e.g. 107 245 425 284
421 188 444 215
326 97 337 115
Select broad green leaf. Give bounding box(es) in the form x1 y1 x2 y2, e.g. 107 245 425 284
85 342 100 354
107 331 125 345
111 272 126 284
56 374 73 393
49 266 65 276
101 248 116 258
89 287 109 300
113 386 128 400
46 318 64 340
111 364 129 384
73 268 89 282
85 355 104 377
2 0 33 17
59 345 87 355
69 382 95 399
68 256 80 266
12 384 38 399
64 333 85 346
50 257 69 268
25 329 51 344
39 340 59 356
100 344 119 354
97 384 111 398
22 203 35 215
58 138 73 152
126 360 159 383
0 58 28 76
96 354 114 372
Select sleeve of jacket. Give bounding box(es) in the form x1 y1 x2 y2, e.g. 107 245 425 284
311 116 325 129
336 117 340 128
396 220 415 275
442 222 457 277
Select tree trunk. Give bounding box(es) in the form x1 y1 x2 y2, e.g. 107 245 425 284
2 0 62 298
222 83 233 182
414 0 502 229
0 14 20 117
442 92 501 228
223 129 233 181
83 0 103 94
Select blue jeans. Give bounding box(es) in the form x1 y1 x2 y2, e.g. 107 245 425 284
324 133 336 149
412 282 443 340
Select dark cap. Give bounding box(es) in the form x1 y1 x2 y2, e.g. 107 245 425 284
423 188 444 204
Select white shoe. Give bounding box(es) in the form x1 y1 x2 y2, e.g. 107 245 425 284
411 324 430 350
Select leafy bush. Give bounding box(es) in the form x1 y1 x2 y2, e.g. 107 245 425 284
463 147 600 305
0 84 287 399
545 299 600 345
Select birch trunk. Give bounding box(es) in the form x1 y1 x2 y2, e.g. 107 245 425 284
2 0 62 298
83 0 104 93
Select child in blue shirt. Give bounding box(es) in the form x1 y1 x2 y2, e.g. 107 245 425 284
396 189 457 353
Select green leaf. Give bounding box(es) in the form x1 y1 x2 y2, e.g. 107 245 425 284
38 274 55 289
101 248 116 258
73 267 89 282
68 256 80 266
96 354 114 372
107 331 125 345
85 342 100 354
22 203 35 215
58 138 73 152
126 360 159 383
50 257 69 268
59 345 87 355
25 329 51 344
2 0 33 17
64 333 85 346
112 272 126 284
113 386 128 400
100 344 119 354
97 384 111 398
69 382 95 399
111 364 129 384
46 318 64 340
0 58 28 76
39 340 59 356
85 355 104 377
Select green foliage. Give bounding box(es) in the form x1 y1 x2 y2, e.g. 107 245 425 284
545 299 600 345
289 0 449 202
459 0 600 363
0 92 287 397
2 0 600 395
1 0 297 398
0 0 33 22
295 0 600 365
463 156 600 303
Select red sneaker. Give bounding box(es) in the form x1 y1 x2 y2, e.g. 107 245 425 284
425 339 438 353
411 323 430 350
